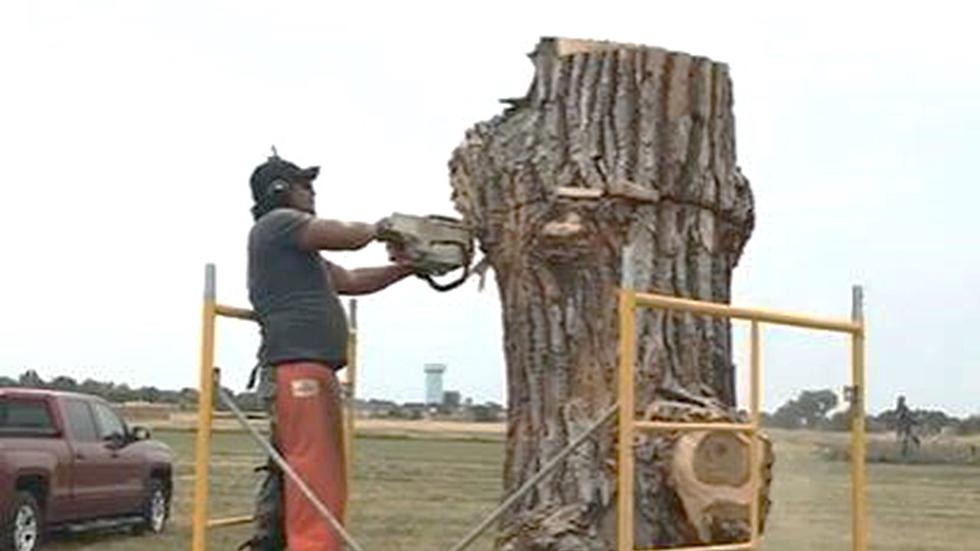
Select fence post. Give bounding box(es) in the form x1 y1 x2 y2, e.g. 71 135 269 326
850 286 867 551
749 321 762 547
617 290 637 550
192 264 217 551
343 299 358 521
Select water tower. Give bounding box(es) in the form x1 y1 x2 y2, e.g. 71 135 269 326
424 364 446 405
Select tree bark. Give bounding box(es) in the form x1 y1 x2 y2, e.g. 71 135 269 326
449 38 763 550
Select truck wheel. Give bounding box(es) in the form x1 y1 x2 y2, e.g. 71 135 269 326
2 492 43 551
136 479 169 535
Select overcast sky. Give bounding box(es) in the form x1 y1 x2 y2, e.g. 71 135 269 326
1 1 977 416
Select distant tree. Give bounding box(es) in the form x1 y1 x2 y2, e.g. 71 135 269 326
157 389 183 404
956 415 980 436
826 410 851 432
3 372 210 410
234 392 264 411
19 370 45 388
912 409 955 436
212 386 239 411
138 386 162 403
471 402 503 422
770 389 839 429
178 388 200 409
49 376 79 392
79 378 108 396
107 383 136 403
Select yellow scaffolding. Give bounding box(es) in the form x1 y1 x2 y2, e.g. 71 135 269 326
616 288 867 551
191 264 360 551
190 260 867 551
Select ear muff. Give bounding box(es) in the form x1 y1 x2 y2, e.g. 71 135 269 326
267 179 290 196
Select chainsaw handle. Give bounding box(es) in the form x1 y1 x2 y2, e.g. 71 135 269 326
420 265 470 292
417 239 472 292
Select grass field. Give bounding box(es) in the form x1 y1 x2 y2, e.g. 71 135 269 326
43 425 979 551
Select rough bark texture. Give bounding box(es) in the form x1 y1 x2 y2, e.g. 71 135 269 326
449 38 761 550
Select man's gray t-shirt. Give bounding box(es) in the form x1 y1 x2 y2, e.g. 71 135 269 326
248 208 349 368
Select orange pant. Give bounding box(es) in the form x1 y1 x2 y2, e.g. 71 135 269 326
275 363 347 551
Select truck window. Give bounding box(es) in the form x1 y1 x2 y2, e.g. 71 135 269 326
92 402 127 440
0 398 55 434
64 399 100 442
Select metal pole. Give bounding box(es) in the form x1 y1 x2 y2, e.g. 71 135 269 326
749 320 762 548
635 421 754 431
343 298 358 523
215 304 257 321
206 514 253 529
617 288 637 551
850 286 867 551
216 386 367 551
637 542 755 551
632 292 860 334
192 264 217 551
447 403 619 551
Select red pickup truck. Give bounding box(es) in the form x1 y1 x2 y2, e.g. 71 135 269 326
0 388 174 551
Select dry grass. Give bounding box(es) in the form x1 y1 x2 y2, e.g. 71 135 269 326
762 429 979 550
813 430 980 466
42 424 980 550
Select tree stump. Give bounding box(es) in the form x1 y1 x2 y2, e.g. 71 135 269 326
449 37 762 550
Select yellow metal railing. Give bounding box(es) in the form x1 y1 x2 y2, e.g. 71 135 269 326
617 287 867 551
190 261 867 551
191 264 359 551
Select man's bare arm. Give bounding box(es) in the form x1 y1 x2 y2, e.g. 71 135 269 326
327 262 414 295
298 218 378 251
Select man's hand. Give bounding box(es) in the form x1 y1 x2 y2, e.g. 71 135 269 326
375 216 393 236
376 216 416 270
386 241 415 267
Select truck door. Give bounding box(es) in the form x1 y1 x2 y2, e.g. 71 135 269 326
61 398 114 520
0 396 72 523
90 401 144 513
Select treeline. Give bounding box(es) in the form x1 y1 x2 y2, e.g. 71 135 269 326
0 369 264 411
762 389 980 436
5 372 978 431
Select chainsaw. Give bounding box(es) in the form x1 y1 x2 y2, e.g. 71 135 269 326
376 213 476 292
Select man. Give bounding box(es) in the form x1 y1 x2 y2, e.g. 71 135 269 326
894 395 920 458
245 151 413 551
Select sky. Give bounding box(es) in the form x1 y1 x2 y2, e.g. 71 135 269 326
0 1 977 416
